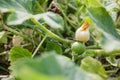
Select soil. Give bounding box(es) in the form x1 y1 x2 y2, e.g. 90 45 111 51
0 56 9 75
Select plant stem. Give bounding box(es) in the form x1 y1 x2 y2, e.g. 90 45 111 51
86 49 120 56
3 25 37 45
30 18 73 43
105 70 117 74
86 44 101 49
61 10 76 28
0 51 8 56
58 5 77 28
35 1 44 12
71 52 75 61
32 35 47 58
68 3 77 11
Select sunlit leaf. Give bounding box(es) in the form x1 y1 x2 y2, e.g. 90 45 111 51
0 0 64 29
9 46 32 62
80 57 107 78
0 0 33 25
19 68 66 80
34 12 64 30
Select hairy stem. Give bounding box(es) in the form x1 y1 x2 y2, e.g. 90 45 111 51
31 18 73 43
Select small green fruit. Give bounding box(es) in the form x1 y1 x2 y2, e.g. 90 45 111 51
71 42 86 54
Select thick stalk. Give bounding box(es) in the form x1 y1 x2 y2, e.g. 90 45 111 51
31 18 73 43
86 49 120 56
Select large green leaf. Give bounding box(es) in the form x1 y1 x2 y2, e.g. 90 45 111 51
19 68 66 80
80 57 107 78
10 52 104 80
0 0 33 25
34 12 64 30
0 0 64 29
84 0 120 51
9 46 32 62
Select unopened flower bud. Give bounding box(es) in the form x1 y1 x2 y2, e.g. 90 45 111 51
75 21 90 42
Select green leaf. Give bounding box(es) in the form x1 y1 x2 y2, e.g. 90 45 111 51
85 0 119 37
45 41 63 54
19 68 66 80
10 52 104 80
0 31 7 43
0 0 64 30
0 0 33 25
80 57 107 78
44 12 64 30
34 12 64 30
84 0 120 51
9 46 32 62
